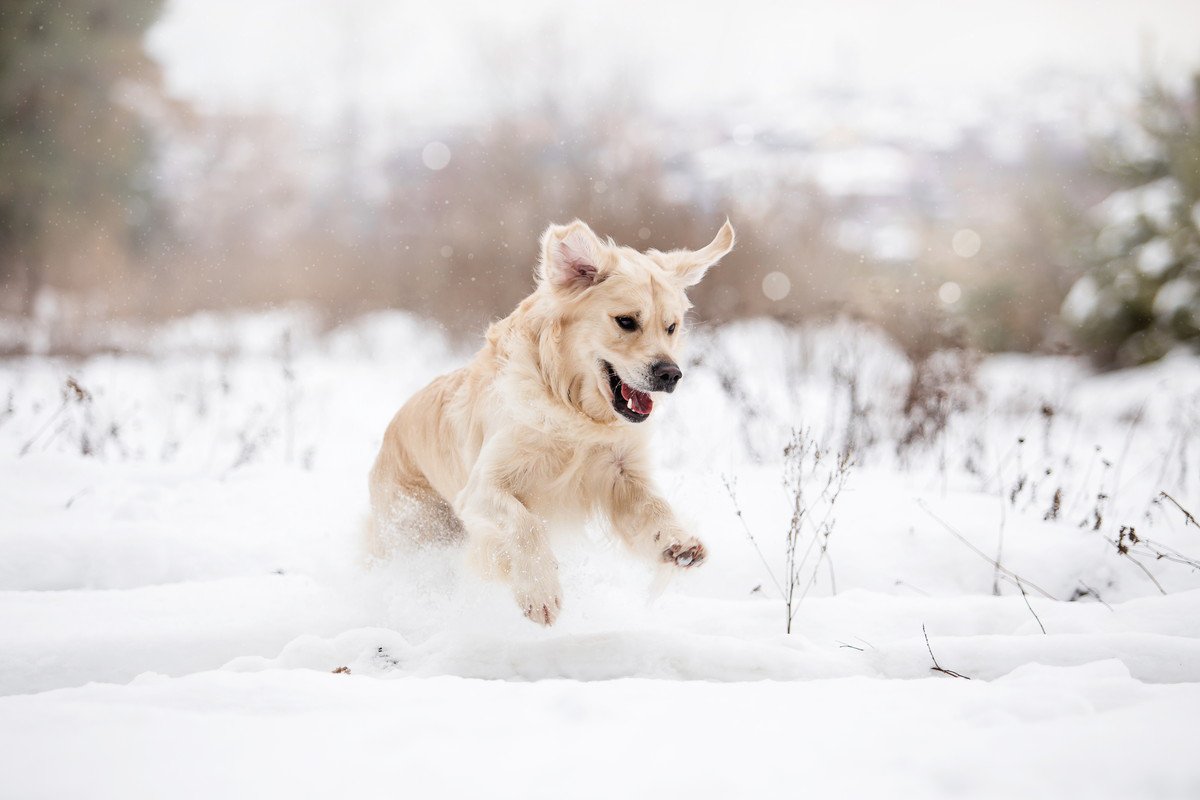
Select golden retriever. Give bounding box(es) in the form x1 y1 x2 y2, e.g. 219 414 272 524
368 219 735 625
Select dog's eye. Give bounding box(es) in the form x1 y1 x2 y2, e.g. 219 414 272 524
614 316 638 331
667 323 677 335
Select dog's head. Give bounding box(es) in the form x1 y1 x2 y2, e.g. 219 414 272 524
534 219 734 424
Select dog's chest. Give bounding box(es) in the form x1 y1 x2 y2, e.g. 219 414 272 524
515 437 637 512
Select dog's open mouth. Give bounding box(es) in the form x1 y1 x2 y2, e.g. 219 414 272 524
603 361 653 423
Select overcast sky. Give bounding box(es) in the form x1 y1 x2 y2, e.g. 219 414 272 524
147 0 1200 125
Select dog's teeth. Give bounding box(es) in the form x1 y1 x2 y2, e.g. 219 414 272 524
627 397 635 410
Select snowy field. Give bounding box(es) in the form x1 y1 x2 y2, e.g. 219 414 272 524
1 309 1199 799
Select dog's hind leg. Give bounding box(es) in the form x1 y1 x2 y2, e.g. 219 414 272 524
367 452 464 561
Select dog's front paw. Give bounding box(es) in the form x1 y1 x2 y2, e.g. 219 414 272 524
514 581 563 626
661 537 706 568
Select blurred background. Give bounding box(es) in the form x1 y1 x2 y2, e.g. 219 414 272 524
2 0 1198 366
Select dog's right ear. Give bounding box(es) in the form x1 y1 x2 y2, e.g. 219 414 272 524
539 220 606 293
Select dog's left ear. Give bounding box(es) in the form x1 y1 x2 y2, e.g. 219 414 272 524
539 220 607 293
673 219 736 288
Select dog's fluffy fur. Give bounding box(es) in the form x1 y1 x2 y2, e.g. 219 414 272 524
367 219 735 624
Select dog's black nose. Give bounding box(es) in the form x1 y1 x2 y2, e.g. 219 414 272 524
651 360 682 393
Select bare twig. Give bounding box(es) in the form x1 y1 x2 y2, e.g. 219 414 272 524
723 475 786 601
281 329 297 464
782 432 852 630
63 487 90 509
922 624 970 679
19 408 62 456
1116 526 1170 594
1123 552 1168 595
894 579 931 596
19 377 91 456
1007 575 1047 634
728 430 852 634
1110 401 1147 514
1137 537 1200 569
1160 492 1198 529
994 481 1007 596
1073 581 1114 612
0 390 14 430
917 499 1058 600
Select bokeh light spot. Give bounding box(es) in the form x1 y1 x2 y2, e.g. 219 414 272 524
762 271 791 301
733 124 755 146
939 281 962 304
422 141 451 170
952 228 981 258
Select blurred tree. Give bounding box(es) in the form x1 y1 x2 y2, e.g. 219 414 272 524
0 0 163 314
1064 72 1200 366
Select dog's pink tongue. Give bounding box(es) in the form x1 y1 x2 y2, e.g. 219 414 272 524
620 382 653 415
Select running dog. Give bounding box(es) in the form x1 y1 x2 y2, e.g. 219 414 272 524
368 219 735 625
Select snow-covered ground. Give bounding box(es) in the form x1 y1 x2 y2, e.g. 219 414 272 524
1 310 1199 798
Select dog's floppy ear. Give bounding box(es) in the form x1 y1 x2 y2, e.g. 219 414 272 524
539 220 606 293
673 219 735 288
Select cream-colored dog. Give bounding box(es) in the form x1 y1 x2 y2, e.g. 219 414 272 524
368 219 735 625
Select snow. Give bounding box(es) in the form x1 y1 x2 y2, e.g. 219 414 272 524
1154 278 1197 319
1 310 1199 798
1140 178 1183 231
1136 237 1175 278
808 146 914 198
5 665 1200 800
1062 273 1104 322
1097 177 1182 234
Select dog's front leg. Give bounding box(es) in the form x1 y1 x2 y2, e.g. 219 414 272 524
456 447 562 626
605 466 706 569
